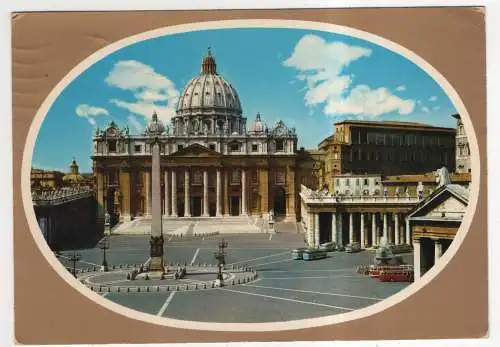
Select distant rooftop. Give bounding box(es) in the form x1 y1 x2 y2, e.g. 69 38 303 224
333 119 455 131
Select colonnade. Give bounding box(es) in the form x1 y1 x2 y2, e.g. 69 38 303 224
307 211 412 248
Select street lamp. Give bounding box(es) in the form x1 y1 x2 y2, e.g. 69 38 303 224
98 236 109 272
68 250 81 278
214 238 228 285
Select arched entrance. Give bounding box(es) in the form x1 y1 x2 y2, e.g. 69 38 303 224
273 188 286 216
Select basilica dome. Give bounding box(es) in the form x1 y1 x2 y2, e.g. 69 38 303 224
176 48 242 118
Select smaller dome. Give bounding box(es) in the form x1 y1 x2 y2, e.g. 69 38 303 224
249 113 265 133
145 110 165 135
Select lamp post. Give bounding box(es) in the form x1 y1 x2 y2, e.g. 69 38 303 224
98 236 109 272
68 250 81 278
214 238 228 286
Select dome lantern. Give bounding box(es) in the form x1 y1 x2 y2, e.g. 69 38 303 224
201 46 217 75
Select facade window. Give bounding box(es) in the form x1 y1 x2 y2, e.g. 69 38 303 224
177 144 184 152
209 144 216 151
364 178 368 185
345 179 350 187
252 144 258 152
275 139 284 152
108 140 117 152
275 170 286 185
356 178 360 186
230 142 240 152
134 145 142 153
336 179 340 186
251 192 259 209
230 169 241 185
251 171 258 184
193 171 203 185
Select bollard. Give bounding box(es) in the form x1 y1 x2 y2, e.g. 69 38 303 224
195 283 198 290
166 286 169 292
137 287 141 293
108 287 111 292
232 280 235 285
146 287 149 292
176 285 180 291
237 279 240 285
203 283 207 289
211 282 215 288
117 287 120 293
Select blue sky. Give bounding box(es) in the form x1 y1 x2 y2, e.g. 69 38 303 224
33 28 457 173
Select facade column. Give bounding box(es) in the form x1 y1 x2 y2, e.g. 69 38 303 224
223 169 229 216
360 212 365 248
184 168 191 217
149 140 164 271
96 170 105 221
394 213 400 245
314 213 320 248
338 212 343 245
241 169 248 215
259 168 269 217
331 212 337 244
434 239 443 264
203 169 209 217
163 169 170 217
406 217 411 245
286 165 296 218
171 170 178 217
308 213 314 246
372 212 377 246
383 212 388 242
216 168 222 217
349 212 354 244
119 166 131 222
413 239 421 280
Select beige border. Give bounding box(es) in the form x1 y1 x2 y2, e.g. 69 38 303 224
20 19 480 332
13 9 487 343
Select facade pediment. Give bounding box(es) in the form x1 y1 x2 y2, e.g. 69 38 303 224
408 184 469 219
170 143 221 158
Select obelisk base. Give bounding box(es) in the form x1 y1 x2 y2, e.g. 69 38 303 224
149 235 165 273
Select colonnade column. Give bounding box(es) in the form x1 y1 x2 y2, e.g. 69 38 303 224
184 169 191 217
394 213 400 245
171 170 178 217
383 212 388 242
372 212 377 246
434 239 443 264
338 213 343 245
241 169 248 215
331 212 337 244
314 213 320 248
308 213 314 246
360 212 365 248
406 217 411 245
223 170 229 216
413 239 421 280
163 170 170 217
349 213 354 244
216 168 222 217
203 169 209 217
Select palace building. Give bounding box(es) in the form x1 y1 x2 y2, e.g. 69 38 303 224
91 49 304 224
318 120 456 191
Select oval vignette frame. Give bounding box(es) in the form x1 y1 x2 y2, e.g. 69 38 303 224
21 19 480 332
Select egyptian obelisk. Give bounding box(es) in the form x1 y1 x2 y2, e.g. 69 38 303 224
147 111 165 272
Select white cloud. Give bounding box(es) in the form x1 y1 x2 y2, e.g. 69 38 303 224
284 35 415 118
326 85 415 117
105 60 179 123
395 85 407 92
127 115 143 134
433 106 441 111
429 96 437 102
110 99 176 123
75 104 108 125
421 106 430 113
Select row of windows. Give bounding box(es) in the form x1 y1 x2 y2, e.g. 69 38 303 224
344 149 450 164
355 131 454 147
335 178 380 187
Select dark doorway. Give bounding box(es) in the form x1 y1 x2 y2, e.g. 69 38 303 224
420 237 435 276
178 203 184 217
319 213 332 244
273 188 286 215
192 196 202 217
230 196 240 216
209 203 216 217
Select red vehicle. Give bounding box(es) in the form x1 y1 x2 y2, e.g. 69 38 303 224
378 269 414 282
368 264 413 278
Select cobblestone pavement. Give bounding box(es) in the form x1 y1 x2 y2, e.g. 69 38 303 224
58 231 413 323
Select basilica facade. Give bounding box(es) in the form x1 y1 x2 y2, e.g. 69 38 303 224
91 50 308 224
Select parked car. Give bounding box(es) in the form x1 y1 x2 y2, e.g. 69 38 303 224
292 247 308 260
302 249 328 261
345 242 361 253
319 242 337 252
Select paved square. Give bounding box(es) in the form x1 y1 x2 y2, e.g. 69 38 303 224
61 232 413 323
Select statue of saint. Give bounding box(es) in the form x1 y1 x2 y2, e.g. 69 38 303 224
435 166 452 187
104 212 111 225
417 181 424 199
